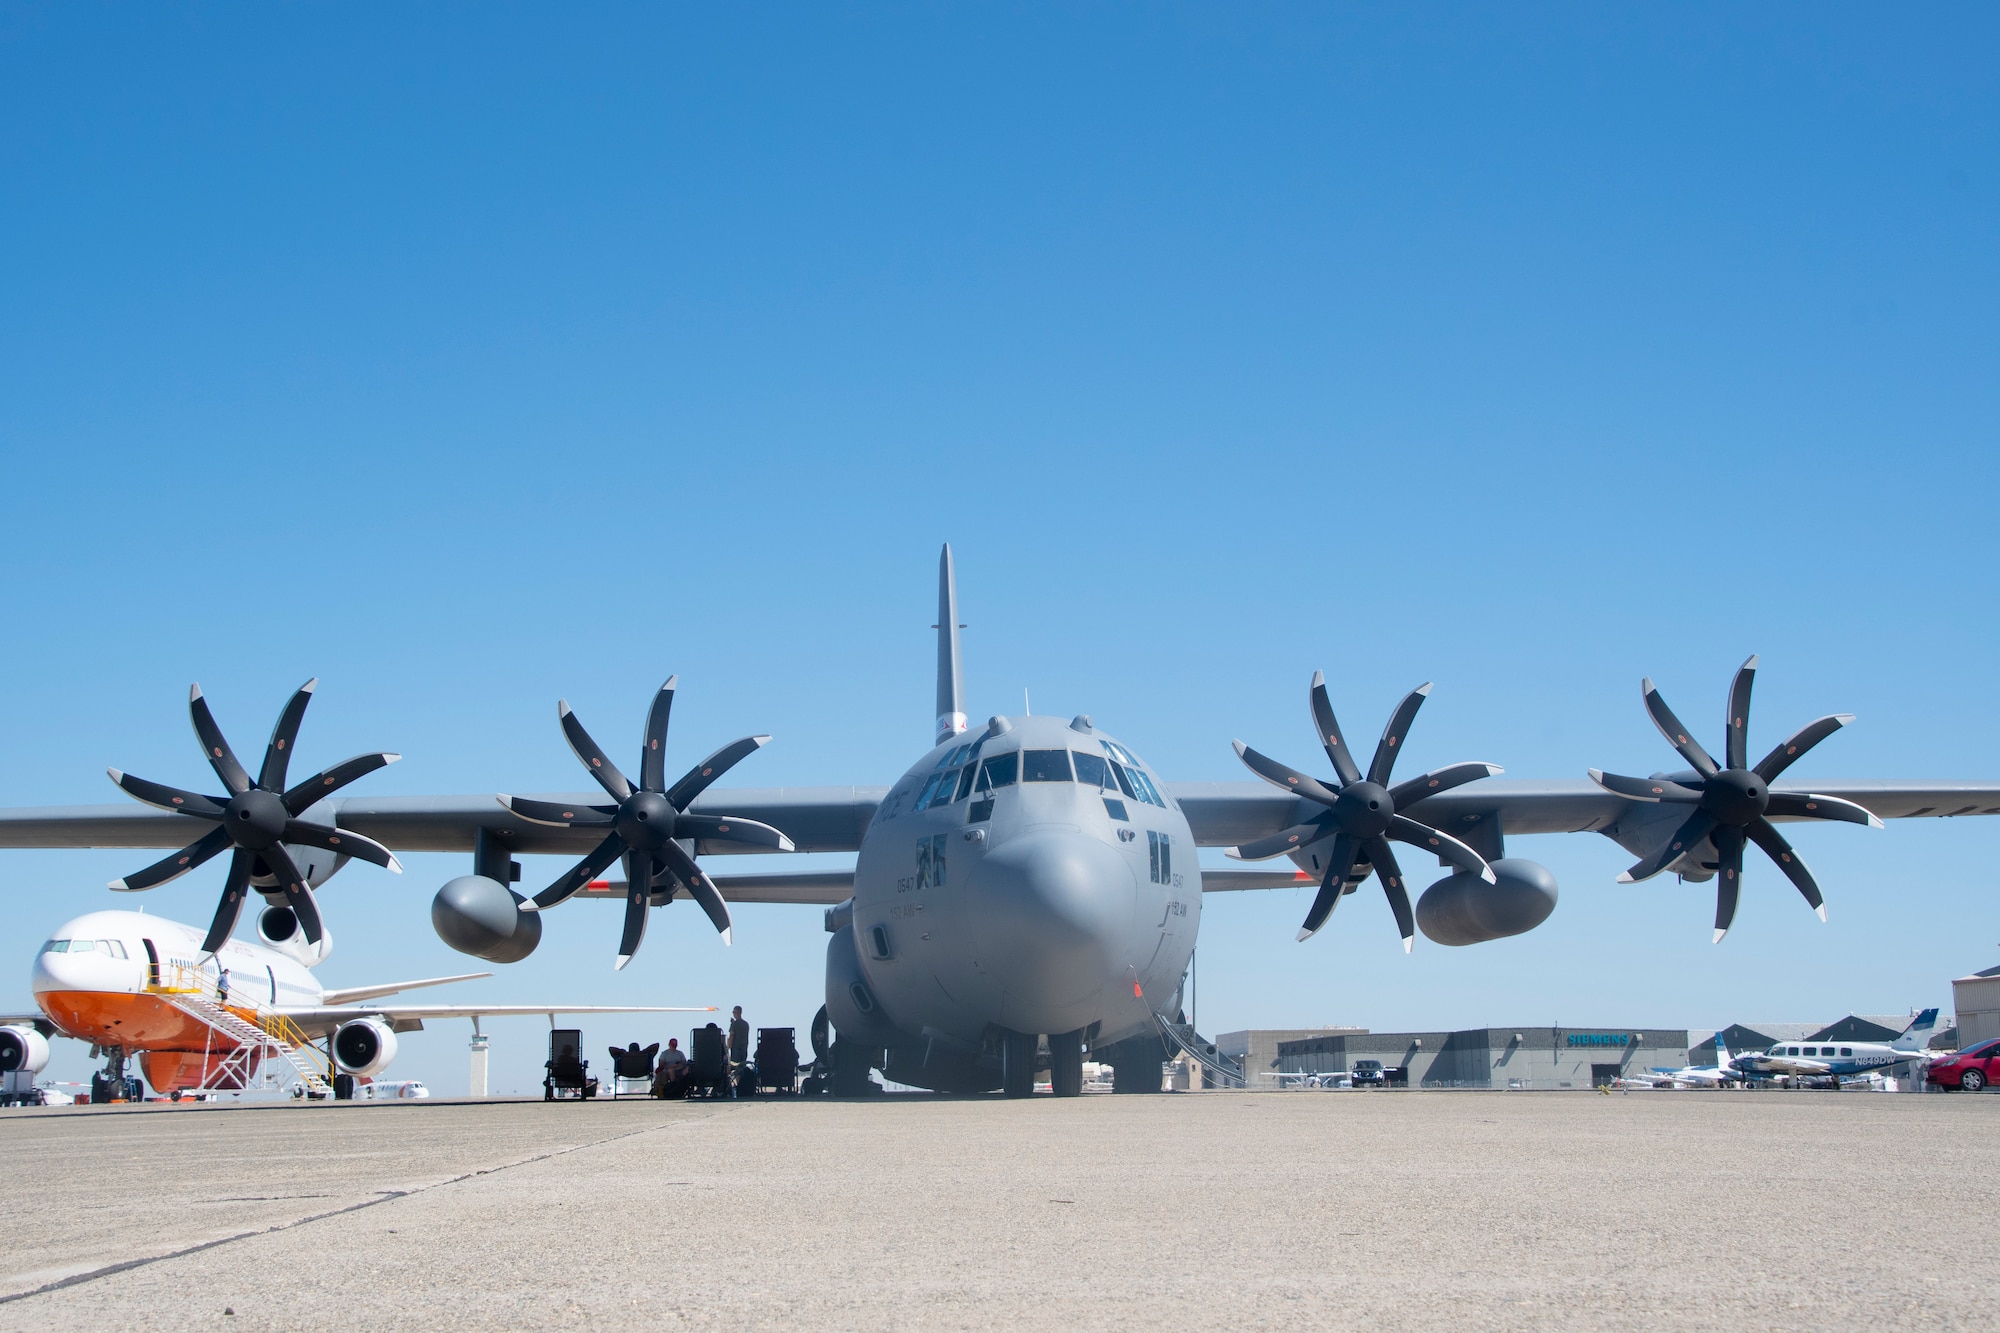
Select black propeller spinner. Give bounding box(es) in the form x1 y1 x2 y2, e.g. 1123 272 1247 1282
107 681 402 954
1589 655 1881 942
1229 672 1501 952
501 676 793 970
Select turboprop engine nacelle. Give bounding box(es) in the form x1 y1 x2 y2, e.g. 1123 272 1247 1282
1415 858 1559 946
431 876 542 963
257 905 333 967
0 1025 50 1076
333 1018 398 1076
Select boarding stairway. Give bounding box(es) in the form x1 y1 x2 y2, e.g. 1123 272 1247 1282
148 966 333 1098
1155 1016 1246 1089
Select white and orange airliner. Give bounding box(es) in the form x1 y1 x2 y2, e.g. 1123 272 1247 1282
1 906 692 1099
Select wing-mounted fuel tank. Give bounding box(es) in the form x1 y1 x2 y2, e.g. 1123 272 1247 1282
1414 858 1559 946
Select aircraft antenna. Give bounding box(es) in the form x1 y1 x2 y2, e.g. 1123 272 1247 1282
934 544 967 745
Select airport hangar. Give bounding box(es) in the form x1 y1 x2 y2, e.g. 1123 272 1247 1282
1223 1026 1691 1089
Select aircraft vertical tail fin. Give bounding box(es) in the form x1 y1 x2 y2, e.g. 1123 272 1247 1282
934 544 967 746
1892 1007 1941 1052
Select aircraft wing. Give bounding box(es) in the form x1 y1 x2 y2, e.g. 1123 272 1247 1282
1168 779 2000 850
319 972 494 1005
579 871 857 905
0 787 890 856
276 1003 712 1037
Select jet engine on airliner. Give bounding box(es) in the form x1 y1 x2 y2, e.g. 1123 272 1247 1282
0 1025 50 1077
431 876 543 963
1415 859 1559 945
333 1018 398 1076
256 905 333 966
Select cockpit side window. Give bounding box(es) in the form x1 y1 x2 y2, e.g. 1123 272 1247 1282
1023 749 1074 783
953 765 979 801
976 753 1019 790
1108 761 1138 800
41 939 69 954
1073 752 1111 789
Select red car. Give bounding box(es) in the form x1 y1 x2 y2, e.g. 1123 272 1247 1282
1927 1038 2000 1091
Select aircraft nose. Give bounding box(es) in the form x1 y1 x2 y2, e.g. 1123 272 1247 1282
965 829 1135 1032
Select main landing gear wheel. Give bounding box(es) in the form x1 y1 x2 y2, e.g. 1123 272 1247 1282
1001 1029 1037 1098
831 1038 875 1098
1964 1070 1986 1092
1049 1029 1085 1098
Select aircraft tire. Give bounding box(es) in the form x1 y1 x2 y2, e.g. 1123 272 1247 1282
831 1039 876 1097
1049 1030 1085 1098
1965 1070 1986 1092
1001 1029 1037 1098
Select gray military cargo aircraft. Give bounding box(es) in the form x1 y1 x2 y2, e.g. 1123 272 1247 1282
3 545 1998 1097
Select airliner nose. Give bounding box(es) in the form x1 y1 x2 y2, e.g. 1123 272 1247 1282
966 829 1136 1034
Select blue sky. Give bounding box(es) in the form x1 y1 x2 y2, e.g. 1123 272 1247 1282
3 4 1995 1094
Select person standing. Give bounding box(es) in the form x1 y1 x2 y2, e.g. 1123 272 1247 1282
728 1006 750 1066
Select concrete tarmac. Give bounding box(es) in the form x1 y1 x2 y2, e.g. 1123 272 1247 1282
2 1090 1996 1330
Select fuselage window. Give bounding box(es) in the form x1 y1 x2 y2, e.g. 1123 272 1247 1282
916 833 947 889
1147 830 1173 884
977 753 1019 790
1073 752 1112 789
1103 798 1129 821
1024 749 1074 783
1839 1047 1853 1057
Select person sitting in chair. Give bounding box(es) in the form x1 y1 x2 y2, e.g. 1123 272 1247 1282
653 1038 689 1098
609 1042 659 1081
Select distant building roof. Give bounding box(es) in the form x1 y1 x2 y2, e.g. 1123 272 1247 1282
1808 1014 1908 1043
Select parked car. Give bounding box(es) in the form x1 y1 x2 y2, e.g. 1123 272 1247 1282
1926 1038 2000 1091
1351 1059 1386 1087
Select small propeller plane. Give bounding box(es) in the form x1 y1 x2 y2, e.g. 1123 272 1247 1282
2 546 1996 1099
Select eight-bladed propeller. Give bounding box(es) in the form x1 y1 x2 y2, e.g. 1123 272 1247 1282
1588 655 1881 942
106 681 402 954
1229 672 1500 952
500 676 793 970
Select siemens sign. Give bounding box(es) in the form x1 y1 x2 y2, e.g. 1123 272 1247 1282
1565 1033 1634 1048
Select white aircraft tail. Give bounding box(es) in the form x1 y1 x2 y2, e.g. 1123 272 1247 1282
934 544 967 745
1892 1008 1941 1052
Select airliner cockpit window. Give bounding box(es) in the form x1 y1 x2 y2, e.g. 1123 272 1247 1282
976 752 1019 790
1023 750 1074 782
40 940 68 954
1073 752 1111 789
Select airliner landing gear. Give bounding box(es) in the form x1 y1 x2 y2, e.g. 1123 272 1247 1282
89 1045 138 1104
1000 1029 1037 1098
1049 1029 1085 1098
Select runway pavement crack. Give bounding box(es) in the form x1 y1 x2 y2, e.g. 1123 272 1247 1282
0 1111 719 1306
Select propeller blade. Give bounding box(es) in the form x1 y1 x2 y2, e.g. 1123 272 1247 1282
665 735 772 812
1642 679 1719 779
1752 714 1855 783
495 795 618 829
1308 671 1362 787
1388 761 1503 811
1228 817 1336 862
1366 684 1432 787
1362 835 1416 952
187 684 253 795
110 824 233 892
1724 656 1757 771
1586 769 1704 804
1386 815 1494 883
200 850 255 954
282 752 400 814
1763 791 1884 828
559 701 634 801
524 831 627 911
280 820 402 873
1616 808 1718 884
1745 817 1827 918
259 678 317 791
615 849 654 969
662 839 734 942
1232 741 1343 808
262 843 324 944
106 769 225 818
640 676 678 793
1712 825 1746 943
674 813 795 853
1297 832 1361 941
